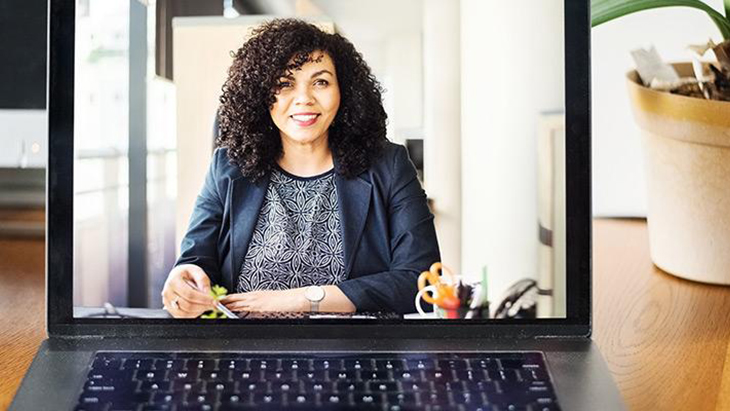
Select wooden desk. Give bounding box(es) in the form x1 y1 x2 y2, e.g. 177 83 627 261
591 219 730 410
1 219 729 410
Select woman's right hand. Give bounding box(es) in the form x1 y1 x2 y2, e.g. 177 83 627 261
161 264 216 318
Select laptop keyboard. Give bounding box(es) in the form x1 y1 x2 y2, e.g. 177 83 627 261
76 352 560 411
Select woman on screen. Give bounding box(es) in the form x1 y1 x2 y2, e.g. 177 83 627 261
161 19 439 318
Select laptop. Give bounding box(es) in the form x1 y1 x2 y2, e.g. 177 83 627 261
11 0 624 409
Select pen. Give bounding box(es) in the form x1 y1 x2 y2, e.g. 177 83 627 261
184 279 238 319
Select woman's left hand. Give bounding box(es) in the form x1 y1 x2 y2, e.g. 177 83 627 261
219 289 307 312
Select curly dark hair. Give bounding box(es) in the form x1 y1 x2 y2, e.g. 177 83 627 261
217 18 388 182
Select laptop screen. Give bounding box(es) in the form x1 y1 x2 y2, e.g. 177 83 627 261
70 0 567 322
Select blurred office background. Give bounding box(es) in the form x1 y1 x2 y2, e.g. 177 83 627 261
2 0 570 317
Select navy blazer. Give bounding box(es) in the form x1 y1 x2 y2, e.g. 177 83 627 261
175 142 441 314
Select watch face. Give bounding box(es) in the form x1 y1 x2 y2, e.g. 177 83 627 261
306 286 325 302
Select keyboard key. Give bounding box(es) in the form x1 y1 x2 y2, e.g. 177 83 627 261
220 360 248 371
470 359 500 371
290 393 313 405
433 381 463 392
407 359 435 370
198 369 226 381
172 381 205 392
186 392 216 404
368 381 399 392
343 359 372 371
140 381 171 392
271 381 300 392
107 402 140 411
249 359 275 370
218 405 259 411
263 369 296 381
422 370 452 383
135 370 167 381
298 370 328 382
151 391 185 404
303 381 334 393
252 392 285 405
438 359 469 370
281 359 306 371
401 381 429 392
233 370 261 382
239 381 268 393
530 402 560 411
500 358 526 369
361 370 391 382
318 392 347 405
207 381 234 392
87 369 134 381
354 393 384 405
185 360 217 371
453 390 479 405
396 370 417 381
154 359 185 371
122 359 155 371
169 370 199 382
421 391 449 405
332 370 357 380
335 381 367 393
315 359 341 370
178 405 214 411
455 369 487 381
386 392 418 405
84 379 136 392
464 380 500 395
220 394 246 404
376 360 405 371
141 405 173 411
91 358 122 370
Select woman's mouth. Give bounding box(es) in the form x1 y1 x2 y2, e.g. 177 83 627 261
291 113 320 127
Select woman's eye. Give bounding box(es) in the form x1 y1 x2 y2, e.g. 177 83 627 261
278 81 292 89
314 79 328 86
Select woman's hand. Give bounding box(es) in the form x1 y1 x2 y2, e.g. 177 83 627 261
219 289 308 313
161 264 216 318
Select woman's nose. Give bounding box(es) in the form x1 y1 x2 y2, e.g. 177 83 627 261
293 86 314 105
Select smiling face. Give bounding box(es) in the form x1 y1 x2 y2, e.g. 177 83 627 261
269 52 341 148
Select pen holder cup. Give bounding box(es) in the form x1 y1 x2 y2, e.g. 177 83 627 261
415 285 491 319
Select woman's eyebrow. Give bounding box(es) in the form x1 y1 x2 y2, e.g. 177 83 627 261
310 69 334 78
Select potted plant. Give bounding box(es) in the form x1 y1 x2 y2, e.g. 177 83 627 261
592 0 730 285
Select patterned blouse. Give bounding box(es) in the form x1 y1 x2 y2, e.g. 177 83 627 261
237 166 346 292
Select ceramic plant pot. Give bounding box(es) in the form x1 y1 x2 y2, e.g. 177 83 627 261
627 63 730 285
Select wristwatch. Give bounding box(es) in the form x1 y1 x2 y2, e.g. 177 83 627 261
304 285 325 312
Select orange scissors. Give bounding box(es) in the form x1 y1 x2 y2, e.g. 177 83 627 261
418 262 461 317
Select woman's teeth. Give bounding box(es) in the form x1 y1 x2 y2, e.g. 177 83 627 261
292 114 318 121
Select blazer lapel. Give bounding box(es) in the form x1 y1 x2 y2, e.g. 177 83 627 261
229 173 270 289
334 172 372 277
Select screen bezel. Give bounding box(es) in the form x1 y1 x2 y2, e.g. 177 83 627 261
47 0 591 339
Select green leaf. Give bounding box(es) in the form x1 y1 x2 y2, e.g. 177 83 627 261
200 284 230 319
210 285 228 299
592 0 730 40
